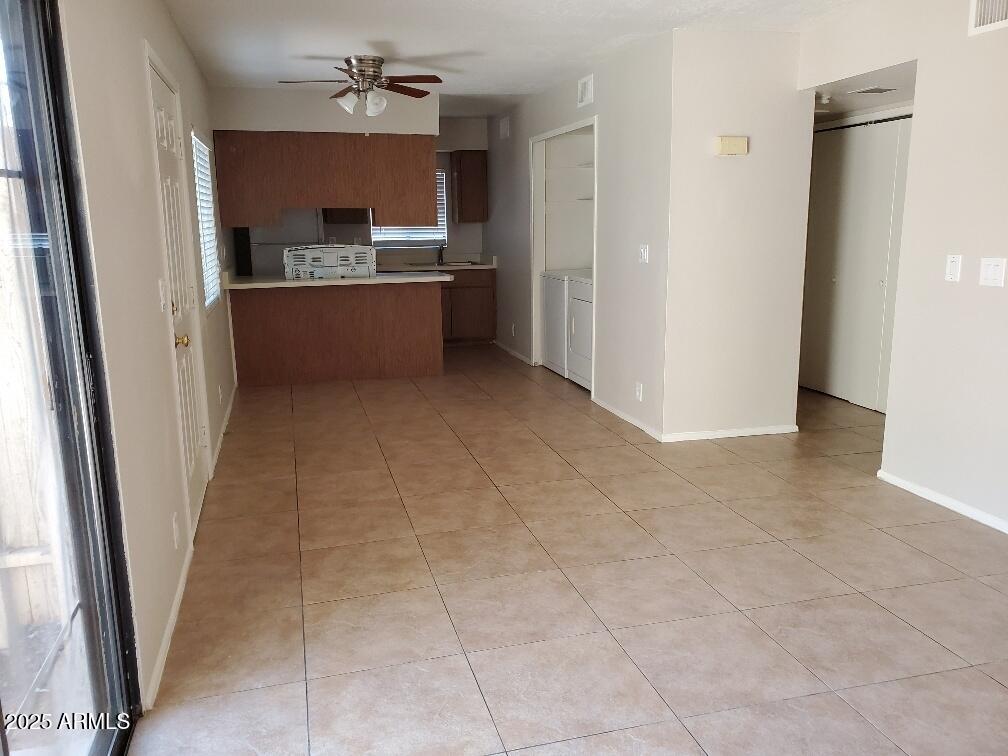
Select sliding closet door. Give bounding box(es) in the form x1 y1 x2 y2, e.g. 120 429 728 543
800 118 909 411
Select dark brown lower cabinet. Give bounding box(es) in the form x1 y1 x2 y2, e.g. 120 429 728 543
442 269 496 342
441 287 452 337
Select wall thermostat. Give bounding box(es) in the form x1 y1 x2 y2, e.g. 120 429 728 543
715 136 749 156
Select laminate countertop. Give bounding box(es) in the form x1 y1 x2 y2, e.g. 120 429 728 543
223 271 453 290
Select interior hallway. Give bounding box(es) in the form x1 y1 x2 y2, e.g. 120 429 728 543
133 345 1008 754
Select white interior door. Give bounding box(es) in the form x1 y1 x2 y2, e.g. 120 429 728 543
800 119 908 411
149 65 209 525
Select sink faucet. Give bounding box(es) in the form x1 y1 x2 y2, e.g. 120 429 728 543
437 244 446 266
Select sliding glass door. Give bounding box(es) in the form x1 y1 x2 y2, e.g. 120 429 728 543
1 0 137 753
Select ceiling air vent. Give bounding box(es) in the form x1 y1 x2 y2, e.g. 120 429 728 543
848 86 898 95
970 0 1008 34
577 74 594 108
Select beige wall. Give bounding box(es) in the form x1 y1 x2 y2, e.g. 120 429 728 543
544 128 595 271
211 86 439 134
437 116 488 151
487 28 813 439
486 33 676 435
663 29 814 438
435 118 489 257
800 0 1008 528
59 0 234 704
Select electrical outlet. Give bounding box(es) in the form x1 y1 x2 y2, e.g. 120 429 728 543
171 512 180 550
511 323 516 337
635 382 644 402
639 244 649 264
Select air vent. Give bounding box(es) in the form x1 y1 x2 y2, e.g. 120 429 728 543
499 116 510 140
577 74 594 108
848 86 898 95
970 0 1008 34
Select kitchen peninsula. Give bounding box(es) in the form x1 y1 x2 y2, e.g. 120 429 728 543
225 271 452 385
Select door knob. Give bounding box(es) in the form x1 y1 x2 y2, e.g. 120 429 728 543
174 334 190 348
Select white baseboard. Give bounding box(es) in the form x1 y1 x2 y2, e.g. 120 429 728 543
660 424 799 443
143 543 193 709
590 396 664 442
210 383 235 477
877 470 1008 536
493 340 534 366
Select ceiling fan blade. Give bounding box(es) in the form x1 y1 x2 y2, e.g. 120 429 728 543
383 75 443 84
382 83 430 98
278 79 349 84
328 86 355 99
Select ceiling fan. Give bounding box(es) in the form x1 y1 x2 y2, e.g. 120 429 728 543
278 55 442 117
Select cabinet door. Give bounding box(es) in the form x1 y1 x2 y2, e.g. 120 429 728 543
372 134 437 227
450 150 488 223
542 276 567 376
213 130 378 227
213 130 285 227
449 287 495 341
567 296 593 388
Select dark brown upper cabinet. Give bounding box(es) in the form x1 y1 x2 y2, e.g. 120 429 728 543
371 134 437 228
450 150 488 223
213 131 436 228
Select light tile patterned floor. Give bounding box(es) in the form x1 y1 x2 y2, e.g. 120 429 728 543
132 346 1008 755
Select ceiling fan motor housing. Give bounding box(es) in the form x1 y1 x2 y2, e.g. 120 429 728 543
346 55 385 92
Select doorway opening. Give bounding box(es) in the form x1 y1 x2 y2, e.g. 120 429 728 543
798 61 917 466
530 118 597 392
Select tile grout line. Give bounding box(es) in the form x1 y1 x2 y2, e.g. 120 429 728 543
444 353 930 743
219 354 1000 753
289 384 313 756
356 375 510 753
636 454 982 705
435 370 709 753
421 367 695 750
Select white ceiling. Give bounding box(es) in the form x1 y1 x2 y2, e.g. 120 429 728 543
813 61 917 123
165 0 851 115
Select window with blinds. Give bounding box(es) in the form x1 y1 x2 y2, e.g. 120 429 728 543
191 132 220 307
371 169 448 247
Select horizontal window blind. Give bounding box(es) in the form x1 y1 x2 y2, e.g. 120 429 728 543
191 133 220 307
372 169 447 247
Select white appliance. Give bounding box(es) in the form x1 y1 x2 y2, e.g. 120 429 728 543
283 244 377 280
542 269 593 390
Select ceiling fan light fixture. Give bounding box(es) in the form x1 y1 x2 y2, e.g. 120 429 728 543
335 91 358 114
365 90 388 117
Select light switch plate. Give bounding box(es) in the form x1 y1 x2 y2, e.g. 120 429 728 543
639 244 649 264
979 257 1006 287
945 254 962 282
